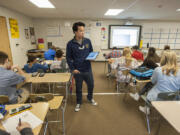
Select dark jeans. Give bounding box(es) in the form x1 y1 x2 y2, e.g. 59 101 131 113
73 71 94 104
138 82 154 95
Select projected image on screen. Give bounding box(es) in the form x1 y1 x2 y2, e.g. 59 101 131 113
109 25 141 48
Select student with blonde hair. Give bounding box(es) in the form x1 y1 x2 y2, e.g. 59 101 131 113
139 50 180 114
109 47 138 83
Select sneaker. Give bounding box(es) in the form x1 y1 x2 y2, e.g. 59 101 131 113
88 99 98 106
129 93 140 101
75 104 81 112
139 106 150 115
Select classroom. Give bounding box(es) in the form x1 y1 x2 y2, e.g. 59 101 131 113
0 0 180 135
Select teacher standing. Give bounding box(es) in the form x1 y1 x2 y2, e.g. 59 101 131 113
66 22 97 112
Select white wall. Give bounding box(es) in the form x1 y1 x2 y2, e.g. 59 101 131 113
1 6 180 64
33 19 124 51
0 6 36 67
33 19 180 60
33 19 180 50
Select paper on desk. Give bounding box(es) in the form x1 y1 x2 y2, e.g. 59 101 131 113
2 111 43 135
177 101 180 104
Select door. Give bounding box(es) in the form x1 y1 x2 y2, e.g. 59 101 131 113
0 16 13 63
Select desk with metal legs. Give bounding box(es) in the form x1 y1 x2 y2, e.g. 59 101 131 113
0 103 49 135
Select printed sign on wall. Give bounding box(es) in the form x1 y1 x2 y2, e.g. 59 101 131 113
9 18 20 38
29 27 36 44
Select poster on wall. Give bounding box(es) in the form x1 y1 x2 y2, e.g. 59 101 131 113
47 26 60 36
29 27 36 44
9 18 20 38
101 27 106 41
24 29 29 39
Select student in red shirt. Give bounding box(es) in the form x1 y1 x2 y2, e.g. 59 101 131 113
131 45 144 61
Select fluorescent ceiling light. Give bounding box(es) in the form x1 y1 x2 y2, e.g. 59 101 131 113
105 9 124 16
176 9 180 11
29 0 55 8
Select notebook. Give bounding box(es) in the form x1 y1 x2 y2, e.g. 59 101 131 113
86 52 99 60
2 111 43 135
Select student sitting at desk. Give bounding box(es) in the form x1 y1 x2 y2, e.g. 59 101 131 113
0 122 33 135
109 47 138 83
140 47 160 69
137 51 180 114
131 45 144 61
130 47 160 100
104 47 121 77
44 46 56 60
50 49 68 73
24 56 48 73
104 47 121 59
0 51 29 104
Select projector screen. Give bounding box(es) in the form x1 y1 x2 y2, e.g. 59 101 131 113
108 25 141 49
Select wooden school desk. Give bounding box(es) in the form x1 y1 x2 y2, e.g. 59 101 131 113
135 78 151 83
152 101 180 134
129 75 151 92
48 96 66 135
25 73 70 92
0 102 49 135
25 73 71 111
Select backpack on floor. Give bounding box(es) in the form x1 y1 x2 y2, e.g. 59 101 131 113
130 67 154 80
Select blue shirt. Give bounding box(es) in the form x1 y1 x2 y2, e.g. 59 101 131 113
147 67 180 101
24 63 48 73
0 67 25 104
66 38 93 72
44 49 56 60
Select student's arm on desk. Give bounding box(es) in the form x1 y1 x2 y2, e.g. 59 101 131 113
36 63 48 72
0 122 33 135
17 122 34 135
0 129 10 135
8 68 26 86
12 65 25 76
10 66 27 89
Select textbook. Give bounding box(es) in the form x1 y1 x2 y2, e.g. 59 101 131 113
86 52 99 60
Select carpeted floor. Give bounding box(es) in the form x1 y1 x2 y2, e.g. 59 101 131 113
40 62 180 135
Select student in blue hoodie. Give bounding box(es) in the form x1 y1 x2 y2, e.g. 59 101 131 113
24 56 48 73
44 46 56 60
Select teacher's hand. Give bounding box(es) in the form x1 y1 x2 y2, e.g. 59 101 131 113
73 70 80 74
